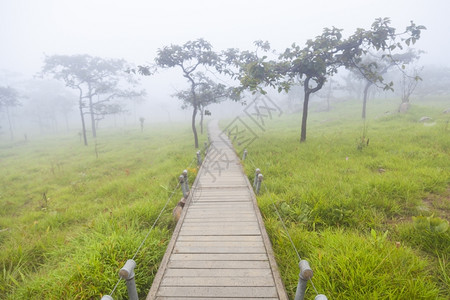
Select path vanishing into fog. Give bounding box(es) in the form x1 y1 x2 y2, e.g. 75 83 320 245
146 119 288 299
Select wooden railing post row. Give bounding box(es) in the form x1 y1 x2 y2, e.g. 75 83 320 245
256 173 263 195
196 150 202 166
119 259 139 300
294 260 313 300
182 169 189 192
242 149 248 160
253 168 261 188
179 175 188 198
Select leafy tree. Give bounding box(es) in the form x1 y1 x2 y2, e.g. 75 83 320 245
228 18 425 142
173 73 238 134
0 86 21 140
139 39 233 148
42 54 144 145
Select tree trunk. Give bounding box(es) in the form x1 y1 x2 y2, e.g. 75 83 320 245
79 98 88 146
200 106 204 135
300 91 310 143
192 105 199 148
362 82 372 119
88 94 97 138
5 106 13 141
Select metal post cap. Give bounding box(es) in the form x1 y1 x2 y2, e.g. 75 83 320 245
255 168 261 174
315 295 328 300
119 259 136 280
299 260 313 280
101 295 114 300
196 150 200 155
179 175 184 182
182 169 188 176
258 173 264 181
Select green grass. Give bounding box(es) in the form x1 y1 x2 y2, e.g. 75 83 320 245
0 123 205 299
1 95 449 299
228 96 450 299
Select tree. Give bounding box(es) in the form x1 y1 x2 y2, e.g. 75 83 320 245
352 50 420 118
0 86 21 140
173 73 238 134
229 18 425 142
140 39 231 148
22 79 76 133
398 65 423 112
42 54 144 145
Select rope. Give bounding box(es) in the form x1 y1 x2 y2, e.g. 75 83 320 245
107 154 197 297
245 154 321 296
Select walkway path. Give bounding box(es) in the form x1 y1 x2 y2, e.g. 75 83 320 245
146 120 288 300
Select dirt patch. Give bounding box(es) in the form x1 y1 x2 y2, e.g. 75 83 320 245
422 188 450 221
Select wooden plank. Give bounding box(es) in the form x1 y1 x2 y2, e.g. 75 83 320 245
170 253 268 261
182 218 257 223
179 229 261 236
186 209 253 213
185 212 256 216
164 268 272 277
157 298 278 300
168 260 269 269
161 276 275 287
157 286 278 298
188 204 253 208
174 241 264 248
179 225 259 231
189 202 252 207
182 222 257 228
173 246 266 254
177 235 261 242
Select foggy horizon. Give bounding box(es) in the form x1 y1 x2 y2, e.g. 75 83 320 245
1 0 449 135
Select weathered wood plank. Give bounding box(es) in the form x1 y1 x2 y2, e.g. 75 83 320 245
173 246 266 254
169 253 268 261
182 222 257 228
183 218 257 223
177 235 261 242
157 298 278 300
174 241 264 248
157 286 278 298
179 229 261 236
161 276 275 287
164 268 272 277
168 260 269 269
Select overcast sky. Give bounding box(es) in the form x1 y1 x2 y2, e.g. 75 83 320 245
1 0 449 78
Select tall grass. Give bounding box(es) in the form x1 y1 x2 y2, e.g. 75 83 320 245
0 123 204 299
233 96 449 298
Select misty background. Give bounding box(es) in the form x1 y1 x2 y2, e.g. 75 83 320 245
1 0 449 138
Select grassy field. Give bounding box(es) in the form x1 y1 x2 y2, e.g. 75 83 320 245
0 123 205 299
1 95 449 299
229 96 450 299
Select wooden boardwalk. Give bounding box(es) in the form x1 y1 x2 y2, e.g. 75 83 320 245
146 120 288 300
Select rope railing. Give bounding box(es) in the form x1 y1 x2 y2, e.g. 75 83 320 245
101 149 202 300
242 149 328 300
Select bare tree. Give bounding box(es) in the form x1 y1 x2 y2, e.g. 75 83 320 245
0 86 21 140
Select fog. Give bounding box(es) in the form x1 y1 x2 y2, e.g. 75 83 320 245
1 0 449 136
